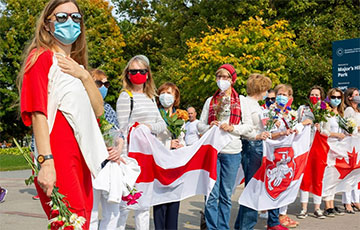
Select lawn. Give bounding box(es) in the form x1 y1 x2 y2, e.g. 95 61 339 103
0 148 31 171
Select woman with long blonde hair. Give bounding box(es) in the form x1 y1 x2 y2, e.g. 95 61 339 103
18 1 107 229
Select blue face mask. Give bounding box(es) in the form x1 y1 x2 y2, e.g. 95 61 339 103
263 92 268 101
330 98 341 107
276 95 288 107
99 86 108 99
52 18 81 45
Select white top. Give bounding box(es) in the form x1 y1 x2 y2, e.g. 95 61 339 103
322 115 343 137
116 91 167 155
185 120 200 145
344 107 360 126
43 54 108 177
197 96 252 154
239 96 264 140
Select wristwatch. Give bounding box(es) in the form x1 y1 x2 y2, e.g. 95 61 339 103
37 154 53 164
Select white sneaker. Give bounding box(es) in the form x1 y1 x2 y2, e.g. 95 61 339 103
314 209 326 219
297 209 308 219
259 211 268 219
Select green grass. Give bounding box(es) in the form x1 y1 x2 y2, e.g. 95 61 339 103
0 154 31 171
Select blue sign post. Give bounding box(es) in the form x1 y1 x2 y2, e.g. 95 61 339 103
332 38 360 91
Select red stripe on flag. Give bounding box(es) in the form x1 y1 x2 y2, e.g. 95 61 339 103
300 131 329 196
129 144 218 185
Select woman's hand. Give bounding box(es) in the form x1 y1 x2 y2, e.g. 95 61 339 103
315 123 321 131
107 138 126 164
337 133 346 140
37 160 56 197
220 123 234 132
256 131 270 140
171 139 180 149
210 120 219 127
302 119 313 126
275 120 281 128
56 54 103 117
56 54 88 80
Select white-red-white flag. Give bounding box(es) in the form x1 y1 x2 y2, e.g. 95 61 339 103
239 126 311 211
126 125 233 209
301 132 360 197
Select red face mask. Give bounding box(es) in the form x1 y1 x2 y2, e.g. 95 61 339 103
309 96 320 105
129 73 148 84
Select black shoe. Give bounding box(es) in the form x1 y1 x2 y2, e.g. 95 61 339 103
334 206 345 216
324 208 335 217
200 211 207 230
352 203 360 212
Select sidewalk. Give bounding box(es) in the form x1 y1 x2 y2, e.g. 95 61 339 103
1 170 359 229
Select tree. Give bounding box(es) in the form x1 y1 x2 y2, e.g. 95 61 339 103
0 0 126 140
179 16 297 110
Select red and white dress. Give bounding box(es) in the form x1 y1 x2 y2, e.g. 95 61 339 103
21 49 108 229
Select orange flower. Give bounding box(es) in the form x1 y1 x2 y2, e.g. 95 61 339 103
175 109 189 121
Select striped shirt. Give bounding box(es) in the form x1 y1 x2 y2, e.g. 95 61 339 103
116 91 167 155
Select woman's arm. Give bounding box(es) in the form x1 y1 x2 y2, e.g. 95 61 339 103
32 112 56 197
197 97 212 134
56 55 103 117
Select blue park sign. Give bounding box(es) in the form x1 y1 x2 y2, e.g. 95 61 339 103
332 38 360 91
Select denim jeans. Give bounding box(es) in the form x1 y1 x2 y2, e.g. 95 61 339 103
205 152 241 230
234 139 280 230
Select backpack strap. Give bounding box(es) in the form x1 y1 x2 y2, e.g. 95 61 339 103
122 89 134 119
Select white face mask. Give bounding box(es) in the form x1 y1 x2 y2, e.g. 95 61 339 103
217 80 231 92
159 93 174 108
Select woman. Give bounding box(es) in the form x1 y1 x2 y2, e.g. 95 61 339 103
297 85 326 219
198 64 250 230
153 82 186 229
18 1 108 229
342 87 360 213
322 88 346 217
234 74 287 230
116 55 167 230
90 69 125 230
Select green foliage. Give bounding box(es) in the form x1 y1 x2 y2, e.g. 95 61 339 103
160 110 185 139
0 146 31 171
0 0 126 141
1 0 359 141
181 17 297 109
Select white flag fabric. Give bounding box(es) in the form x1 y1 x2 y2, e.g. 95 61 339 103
322 135 360 196
300 133 360 197
239 126 311 211
126 125 233 209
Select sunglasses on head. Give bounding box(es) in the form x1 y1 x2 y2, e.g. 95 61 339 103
52 12 82 23
128 69 148 75
95 80 110 88
265 97 276 102
330 96 342 99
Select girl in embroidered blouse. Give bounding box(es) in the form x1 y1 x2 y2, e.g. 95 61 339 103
18 1 104 228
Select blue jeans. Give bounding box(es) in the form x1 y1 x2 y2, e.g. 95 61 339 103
234 139 280 230
205 152 241 230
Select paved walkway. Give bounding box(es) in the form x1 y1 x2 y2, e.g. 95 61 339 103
0 170 359 229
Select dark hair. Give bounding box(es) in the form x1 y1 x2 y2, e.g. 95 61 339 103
307 85 325 100
157 82 180 108
327 88 345 117
344 87 359 111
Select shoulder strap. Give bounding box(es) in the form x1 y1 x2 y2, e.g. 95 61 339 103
122 89 134 119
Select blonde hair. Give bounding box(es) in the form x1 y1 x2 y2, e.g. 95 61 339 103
327 88 345 117
274 84 293 97
246 73 272 96
215 68 231 78
90 69 107 81
17 0 87 93
121 56 156 98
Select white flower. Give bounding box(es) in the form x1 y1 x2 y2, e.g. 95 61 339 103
70 213 78 224
289 110 297 118
73 216 86 230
